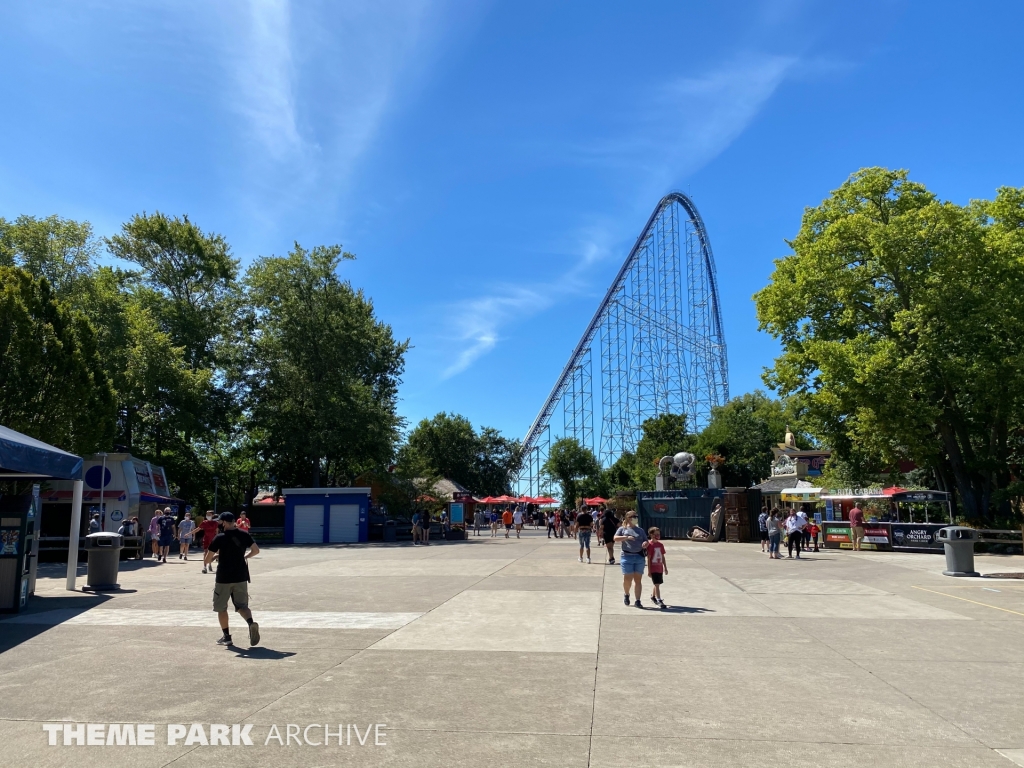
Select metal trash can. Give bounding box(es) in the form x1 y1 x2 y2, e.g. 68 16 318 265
84 532 123 591
383 520 397 542
937 526 979 577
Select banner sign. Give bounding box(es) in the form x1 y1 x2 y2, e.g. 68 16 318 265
863 526 890 545
890 523 945 550
891 491 949 503
823 523 850 543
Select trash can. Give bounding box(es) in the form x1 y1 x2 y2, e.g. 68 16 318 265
937 526 979 577
84 532 123 591
383 520 397 542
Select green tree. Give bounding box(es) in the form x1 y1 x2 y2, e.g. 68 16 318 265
244 243 407 487
0 215 100 301
398 413 522 495
0 267 115 453
106 212 238 372
542 437 601 507
693 392 813 487
755 167 1024 523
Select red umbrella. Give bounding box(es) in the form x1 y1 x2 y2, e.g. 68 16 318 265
584 496 608 505
533 496 559 505
882 486 907 496
478 496 502 504
494 495 517 503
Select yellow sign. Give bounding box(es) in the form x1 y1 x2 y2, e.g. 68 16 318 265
781 491 820 502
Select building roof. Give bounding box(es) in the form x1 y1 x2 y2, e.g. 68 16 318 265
412 477 471 501
751 477 815 493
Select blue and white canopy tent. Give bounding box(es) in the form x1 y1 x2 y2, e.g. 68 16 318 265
0 425 85 590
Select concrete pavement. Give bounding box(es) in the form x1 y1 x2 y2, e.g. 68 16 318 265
2 528 1023 767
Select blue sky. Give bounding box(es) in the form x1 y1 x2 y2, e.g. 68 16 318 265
2 0 1022 445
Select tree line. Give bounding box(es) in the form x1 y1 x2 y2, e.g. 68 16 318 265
1 213 407 510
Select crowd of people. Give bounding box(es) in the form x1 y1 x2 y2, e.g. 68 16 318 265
757 506 821 559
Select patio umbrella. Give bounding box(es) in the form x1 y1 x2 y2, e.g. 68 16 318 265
533 496 559 505
584 496 608 505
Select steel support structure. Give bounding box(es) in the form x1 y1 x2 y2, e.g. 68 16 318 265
517 193 728 494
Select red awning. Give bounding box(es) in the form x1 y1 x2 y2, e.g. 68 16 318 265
882 486 908 496
584 496 608 505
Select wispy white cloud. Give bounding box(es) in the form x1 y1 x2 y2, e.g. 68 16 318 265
441 286 551 379
222 0 452 216
575 53 797 186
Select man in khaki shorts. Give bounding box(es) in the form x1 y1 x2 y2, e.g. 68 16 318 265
848 504 865 551
205 512 260 646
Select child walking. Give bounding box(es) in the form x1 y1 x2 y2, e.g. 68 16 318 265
646 527 668 609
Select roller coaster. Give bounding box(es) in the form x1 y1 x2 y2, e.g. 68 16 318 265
517 192 729 495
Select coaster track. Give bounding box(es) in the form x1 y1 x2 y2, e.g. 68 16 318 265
518 193 729 494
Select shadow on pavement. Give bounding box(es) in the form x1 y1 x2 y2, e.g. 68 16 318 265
224 646 297 660
649 605 715 614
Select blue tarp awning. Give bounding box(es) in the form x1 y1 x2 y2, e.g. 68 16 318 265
0 424 84 480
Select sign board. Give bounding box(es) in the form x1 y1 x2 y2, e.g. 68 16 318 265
823 523 850 544
890 523 945 550
891 491 949 503
863 526 891 546
781 491 820 502
449 503 464 525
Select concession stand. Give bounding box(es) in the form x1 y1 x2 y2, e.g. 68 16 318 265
819 488 953 551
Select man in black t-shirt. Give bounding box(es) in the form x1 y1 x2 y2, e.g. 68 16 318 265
205 512 261 647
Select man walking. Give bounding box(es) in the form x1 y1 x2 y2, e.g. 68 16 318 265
473 507 485 536
177 511 195 560
205 512 260 647
849 504 865 551
576 506 593 564
157 507 176 562
758 506 769 553
512 505 524 538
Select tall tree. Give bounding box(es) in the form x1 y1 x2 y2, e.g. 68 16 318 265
542 437 601 507
755 167 1024 523
244 243 407 487
106 212 238 372
0 267 115 453
692 392 812 487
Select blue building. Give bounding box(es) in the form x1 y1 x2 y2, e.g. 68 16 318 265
282 488 370 544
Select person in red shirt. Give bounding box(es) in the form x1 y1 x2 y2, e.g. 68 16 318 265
646 527 669 609
848 505 865 551
236 511 251 533
807 520 820 552
196 510 220 573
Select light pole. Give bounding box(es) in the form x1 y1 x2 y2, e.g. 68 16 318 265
96 452 108 531
213 476 219 515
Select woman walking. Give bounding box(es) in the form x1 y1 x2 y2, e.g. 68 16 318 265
767 508 782 559
614 511 648 607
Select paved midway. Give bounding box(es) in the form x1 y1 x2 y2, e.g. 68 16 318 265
2 529 1023 767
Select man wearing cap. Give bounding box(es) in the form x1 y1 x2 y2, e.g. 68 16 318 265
205 512 261 646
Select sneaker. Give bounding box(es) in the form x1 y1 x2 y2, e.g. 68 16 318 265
248 622 260 646
634 600 644 609
202 566 207 574
578 556 583 563
623 594 630 605
216 635 233 646
586 557 591 564
660 602 668 610
178 553 182 559
609 558 616 565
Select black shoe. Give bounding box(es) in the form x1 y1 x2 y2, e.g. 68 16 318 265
216 635 233 646
660 602 668 610
623 594 630 605
609 558 616 565
634 600 644 609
